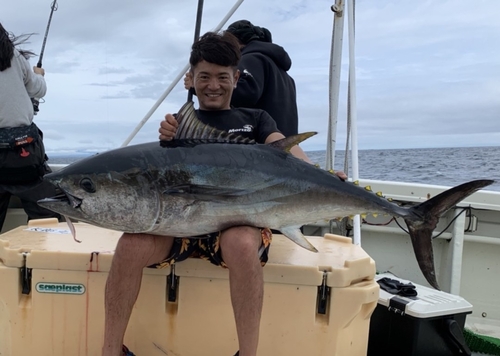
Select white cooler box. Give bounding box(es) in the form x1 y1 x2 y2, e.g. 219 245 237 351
368 272 473 356
0 219 379 356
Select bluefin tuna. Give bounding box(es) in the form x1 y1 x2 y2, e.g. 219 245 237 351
38 102 494 289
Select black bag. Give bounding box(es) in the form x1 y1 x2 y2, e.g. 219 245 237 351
0 123 48 184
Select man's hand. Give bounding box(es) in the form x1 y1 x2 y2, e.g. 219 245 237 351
184 72 193 90
335 171 347 181
159 114 179 141
33 66 45 76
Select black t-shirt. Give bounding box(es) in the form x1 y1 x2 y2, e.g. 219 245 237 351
196 107 280 144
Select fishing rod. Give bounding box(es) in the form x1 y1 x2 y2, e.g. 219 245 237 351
187 0 204 102
32 0 58 114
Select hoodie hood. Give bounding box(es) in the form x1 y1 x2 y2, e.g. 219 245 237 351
241 40 292 72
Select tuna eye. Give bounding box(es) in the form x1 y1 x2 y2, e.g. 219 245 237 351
80 178 96 193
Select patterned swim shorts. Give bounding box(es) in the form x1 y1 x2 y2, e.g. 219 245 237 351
152 228 273 269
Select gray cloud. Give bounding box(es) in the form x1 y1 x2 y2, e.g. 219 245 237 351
3 0 499 154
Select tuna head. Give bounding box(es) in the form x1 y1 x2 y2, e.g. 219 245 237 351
38 153 161 232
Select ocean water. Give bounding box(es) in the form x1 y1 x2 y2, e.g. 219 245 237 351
307 146 500 192
47 146 500 192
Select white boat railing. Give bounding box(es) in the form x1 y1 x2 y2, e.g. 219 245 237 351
326 0 345 171
346 0 361 245
327 0 362 245
305 179 500 295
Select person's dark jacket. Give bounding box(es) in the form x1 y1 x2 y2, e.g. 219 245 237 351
231 40 298 137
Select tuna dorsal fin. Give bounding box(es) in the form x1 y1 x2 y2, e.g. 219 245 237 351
268 132 317 152
174 101 255 144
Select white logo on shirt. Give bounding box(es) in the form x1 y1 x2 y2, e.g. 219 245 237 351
228 124 253 134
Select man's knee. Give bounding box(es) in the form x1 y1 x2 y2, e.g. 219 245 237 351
117 232 149 246
220 226 262 258
115 233 173 265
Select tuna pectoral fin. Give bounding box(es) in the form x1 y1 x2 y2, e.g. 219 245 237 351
163 184 251 200
405 179 494 290
279 226 318 252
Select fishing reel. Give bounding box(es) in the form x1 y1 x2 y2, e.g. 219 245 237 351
31 98 40 115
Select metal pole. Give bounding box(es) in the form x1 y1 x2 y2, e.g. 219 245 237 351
347 0 361 245
448 210 466 294
187 0 205 102
121 0 245 147
326 0 346 171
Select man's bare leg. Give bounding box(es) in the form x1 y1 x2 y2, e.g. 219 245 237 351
220 226 264 356
102 233 174 356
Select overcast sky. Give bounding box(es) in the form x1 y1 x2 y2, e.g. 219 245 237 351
3 0 499 154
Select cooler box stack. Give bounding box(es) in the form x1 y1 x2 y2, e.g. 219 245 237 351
368 272 473 356
0 219 379 356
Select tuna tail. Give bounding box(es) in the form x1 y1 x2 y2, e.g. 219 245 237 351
404 179 494 290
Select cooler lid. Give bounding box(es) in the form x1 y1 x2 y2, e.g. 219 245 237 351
0 219 120 272
375 273 473 318
1 220 376 288
175 233 377 288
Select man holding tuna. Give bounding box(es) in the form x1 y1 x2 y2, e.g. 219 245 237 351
102 31 321 356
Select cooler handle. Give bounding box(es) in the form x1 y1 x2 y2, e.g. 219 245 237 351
446 318 471 355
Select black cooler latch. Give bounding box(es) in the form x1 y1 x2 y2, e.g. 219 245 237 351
446 319 472 355
167 263 179 302
388 296 409 316
20 252 32 295
317 271 331 314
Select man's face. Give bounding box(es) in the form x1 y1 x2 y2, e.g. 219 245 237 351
192 60 239 111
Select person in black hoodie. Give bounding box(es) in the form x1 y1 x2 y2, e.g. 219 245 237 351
185 20 299 138
226 20 298 137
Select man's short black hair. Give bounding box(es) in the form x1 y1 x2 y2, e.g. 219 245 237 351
189 31 241 70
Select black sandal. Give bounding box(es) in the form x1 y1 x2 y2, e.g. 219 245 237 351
122 345 136 356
